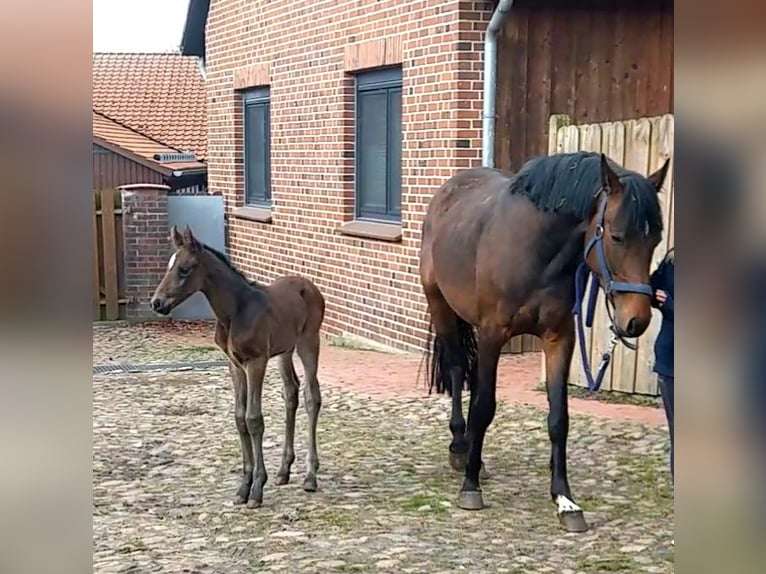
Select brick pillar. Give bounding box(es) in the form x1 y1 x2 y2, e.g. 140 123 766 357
119 184 170 320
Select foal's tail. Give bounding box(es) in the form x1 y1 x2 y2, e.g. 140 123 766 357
420 315 478 397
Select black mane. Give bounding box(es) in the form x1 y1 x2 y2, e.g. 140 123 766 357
203 244 262 287
509 151 663 237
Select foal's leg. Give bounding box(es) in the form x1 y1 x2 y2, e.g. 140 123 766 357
229 361 254 504
244 357 269 508
276 352 300 486
297 333 322 492
458 330 504 510
541 322 588 532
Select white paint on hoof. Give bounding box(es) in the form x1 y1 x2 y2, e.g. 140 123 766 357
556 495 582 514
167 252 177 270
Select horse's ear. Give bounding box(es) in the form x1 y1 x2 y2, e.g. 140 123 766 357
182 225 201 253
170 225 184 248
600 154 622 196
647 158 671 193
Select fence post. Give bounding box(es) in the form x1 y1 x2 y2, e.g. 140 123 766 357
119 184 171 320
548 114 571 155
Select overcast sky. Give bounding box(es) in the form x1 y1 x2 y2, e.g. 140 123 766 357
93 0 189 53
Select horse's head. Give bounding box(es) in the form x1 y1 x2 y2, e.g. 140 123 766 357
150 225 207 315
584 154 670 338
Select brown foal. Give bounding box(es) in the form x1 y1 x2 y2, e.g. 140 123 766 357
150 226 325 508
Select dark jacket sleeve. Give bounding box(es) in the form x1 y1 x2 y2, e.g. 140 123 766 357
649 260 674 317
649 262 665 309
659 293 674 318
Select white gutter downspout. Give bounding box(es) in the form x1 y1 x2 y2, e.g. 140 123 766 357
482 0 514 168
196 56 207 80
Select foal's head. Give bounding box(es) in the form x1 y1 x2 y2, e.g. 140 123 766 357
150 226 208 315
586 155 670 338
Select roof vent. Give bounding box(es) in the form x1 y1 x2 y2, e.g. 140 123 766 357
154 152 197 163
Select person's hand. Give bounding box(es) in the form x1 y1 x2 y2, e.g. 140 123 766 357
655 289 668 306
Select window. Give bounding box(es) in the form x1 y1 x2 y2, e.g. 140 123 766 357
243 87 271 206
355 67 402 222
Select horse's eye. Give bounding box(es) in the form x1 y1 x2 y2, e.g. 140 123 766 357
178 266 191 278
611 233 625 245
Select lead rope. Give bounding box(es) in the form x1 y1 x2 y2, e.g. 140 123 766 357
573 261 619 392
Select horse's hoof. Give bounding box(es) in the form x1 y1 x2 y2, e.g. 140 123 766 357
246 498 262 509
448 451 467 472
559 511 589 533
276 473 290 486
457 490 484 510
236 480 252 503
303 476 317 493
448 452 490 480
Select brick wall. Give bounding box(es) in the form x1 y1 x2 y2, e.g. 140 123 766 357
206 0 492 351
120 184 170 319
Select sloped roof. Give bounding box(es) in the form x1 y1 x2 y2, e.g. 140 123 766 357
93 111 206 174
93 52 207 160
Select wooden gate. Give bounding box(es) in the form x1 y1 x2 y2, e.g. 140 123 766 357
93 189 127 320
545 114 675 395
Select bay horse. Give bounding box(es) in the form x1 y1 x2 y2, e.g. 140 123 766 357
421 152 669 532
150 226 325 508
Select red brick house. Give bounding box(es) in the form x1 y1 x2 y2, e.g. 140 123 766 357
180 0 673 352
92 52 208 193
180 0 491 351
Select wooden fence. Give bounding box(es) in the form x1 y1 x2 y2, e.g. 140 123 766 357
93 189 127 320
545 114 675 396
504 333 542 354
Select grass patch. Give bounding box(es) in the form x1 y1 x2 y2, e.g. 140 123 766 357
399 493 449 516
616 453 674 503
328 336 386 352
576 493 611 509
310 508 358 531
576 554 638 572
534 382 662 408
170 344 224 361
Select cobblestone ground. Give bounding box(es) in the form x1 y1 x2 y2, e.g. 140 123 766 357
93 324 674 573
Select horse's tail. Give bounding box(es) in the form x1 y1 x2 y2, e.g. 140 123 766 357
422 315 478 397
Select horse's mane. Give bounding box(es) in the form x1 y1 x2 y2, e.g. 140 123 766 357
203 244 262 288
509 151 663 238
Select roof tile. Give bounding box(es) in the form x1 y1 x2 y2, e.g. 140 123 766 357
93 52 207 160
93 111 206 173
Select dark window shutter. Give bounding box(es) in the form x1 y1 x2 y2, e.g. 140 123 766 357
355 67 403 222
243 88 271 206
263 102 271 200
358 91 388 216
387 88 402 217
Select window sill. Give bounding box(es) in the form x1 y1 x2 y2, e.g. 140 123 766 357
233 206 272 223
339 220 402 243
